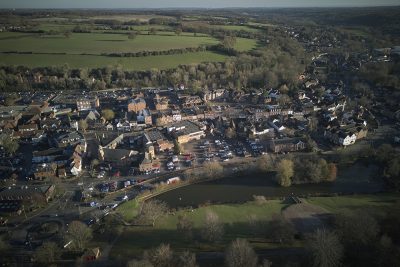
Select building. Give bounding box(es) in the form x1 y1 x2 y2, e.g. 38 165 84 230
154 95 169 111
267 138 306 153
137 108 152 125
76 97 100 111
139 152 161 173
167 120 206 144
0 184 55 202
99 147 139 167
128 98 146 113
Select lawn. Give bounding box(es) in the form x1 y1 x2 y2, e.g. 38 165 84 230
306 193 400 214
0 32 219 54
0 51 228 70
110 200 288 257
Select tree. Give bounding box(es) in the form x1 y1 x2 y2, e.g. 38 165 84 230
64 31 72 38
221 36 236 50
34 241 61 264
225 239 258 267
306 229 343 267
144 243 174 267
127 259 154 267
149 28 156 35
257 154 273 173
175 28 182 36
101 109 115 121
225 127 236 139
66 220 93 251
269 215 295 244
203 162 223 179
128 32 137 39
78 119 88 132
137 200 168 226
335 210 379 246
179 251 198 267
276 159 294 187
201 210 224 242
177 215 194 240
327 163 338 182
1 136 19 156
173 140 184 155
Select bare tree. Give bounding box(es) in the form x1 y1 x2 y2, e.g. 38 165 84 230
144 243 174 267
179 251 198 267
78 119 88 132
137 200 168 227
225 239 258 267
1 136 19 156
203 162 223 179
127 259 154 267
306 229 343 267
269 215 295 244
66 220 93 251
201 210 224 242
34 241 61 264
177 215 194 240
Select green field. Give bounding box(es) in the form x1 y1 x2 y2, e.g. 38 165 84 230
0 32 219 54
111 200 287 257
0 51 228 70
306 193 400 214
234 37 259 51
217 25 262 33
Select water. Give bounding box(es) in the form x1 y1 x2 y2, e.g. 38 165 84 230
155 162 385 208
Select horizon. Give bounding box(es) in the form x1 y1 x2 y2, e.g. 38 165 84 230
1 0 400 9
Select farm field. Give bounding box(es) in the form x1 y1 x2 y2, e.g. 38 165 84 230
0 32 220 54
216 24 263 33
0 51 228 70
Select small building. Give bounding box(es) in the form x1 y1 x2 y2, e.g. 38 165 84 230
267 138 306 153
82 247 101 262
76 97 100 111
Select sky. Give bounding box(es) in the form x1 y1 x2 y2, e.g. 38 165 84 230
0 0 399 9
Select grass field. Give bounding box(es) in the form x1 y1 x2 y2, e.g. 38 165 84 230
111 200 288 257
306 193 400 214
217 25 262 33
0 51 228 70
108 193 400 258
0 32 219 54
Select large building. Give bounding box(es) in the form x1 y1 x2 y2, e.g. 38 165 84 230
128 98 146 113
167 120 206 144
76 97 100 111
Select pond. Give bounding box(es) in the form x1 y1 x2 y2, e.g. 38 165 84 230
155 162 386 208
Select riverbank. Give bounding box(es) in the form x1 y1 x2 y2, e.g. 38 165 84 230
107 193 400 261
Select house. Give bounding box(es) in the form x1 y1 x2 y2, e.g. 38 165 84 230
338 131 357 146
137 109 152 125
267 138 306 153
33 164 57 180
99 147 139 167
128 98 146 113
0 184 55 202
203 89 226 102
138 152 160 173
82 247 101 262
179 95 203 108
154 95 169 111
53 131 85 148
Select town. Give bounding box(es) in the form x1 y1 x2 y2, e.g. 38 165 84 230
0 3 400 267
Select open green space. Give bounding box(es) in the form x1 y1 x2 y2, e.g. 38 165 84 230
0 51 228 70
234 37 259 51
0 32 219 54
111 200 288 257
109 193 400 258
306 193 400 214
216 25 262 33
90 14 176 22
